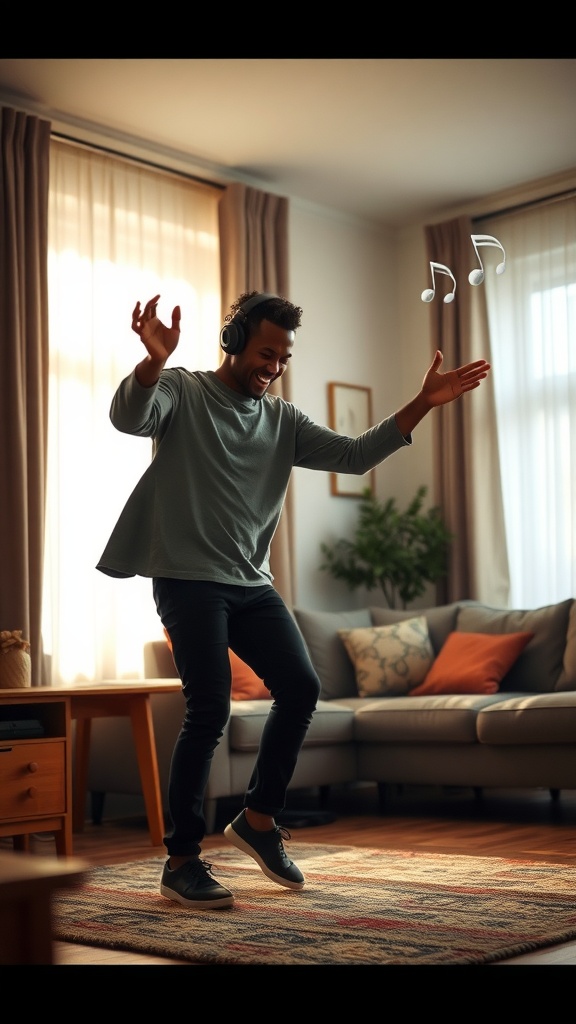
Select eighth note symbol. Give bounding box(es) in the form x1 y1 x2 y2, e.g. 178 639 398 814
468 234 506 286
421 262 457 304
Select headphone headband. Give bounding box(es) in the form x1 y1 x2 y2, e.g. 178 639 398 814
239 292 277 316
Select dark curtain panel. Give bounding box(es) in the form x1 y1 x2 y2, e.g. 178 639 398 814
424 216 478 602
0 106 51 686
218 182 295 605
424 215 507 604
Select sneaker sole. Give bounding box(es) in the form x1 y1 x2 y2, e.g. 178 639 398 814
160 883 234 909
224 823 305 890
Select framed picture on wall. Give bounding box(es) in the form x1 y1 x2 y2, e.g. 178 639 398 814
328 382 375 497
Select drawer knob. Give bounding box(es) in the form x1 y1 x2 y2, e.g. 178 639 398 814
27 762 39 773
27 786 38 798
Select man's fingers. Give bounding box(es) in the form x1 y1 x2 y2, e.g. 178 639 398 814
460 358 491 375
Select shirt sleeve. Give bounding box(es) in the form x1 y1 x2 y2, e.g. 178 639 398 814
109 369 180 437
293 410 411 474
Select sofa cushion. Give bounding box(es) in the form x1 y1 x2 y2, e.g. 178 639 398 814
370 602 460 655
293 607 371 699
228 698 355 751
410 630 534 695
477 691 576 744
338 617 434 696
456 599 573 693
352 693 507 744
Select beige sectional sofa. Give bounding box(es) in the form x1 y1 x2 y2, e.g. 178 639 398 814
86 596 576 833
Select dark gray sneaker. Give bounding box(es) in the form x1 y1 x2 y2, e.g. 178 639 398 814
224 810 305 890
160 858 234 909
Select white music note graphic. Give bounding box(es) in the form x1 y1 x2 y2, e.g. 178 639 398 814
421 262 457 304
468 234 506 286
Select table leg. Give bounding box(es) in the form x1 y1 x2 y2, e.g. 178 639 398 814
73 718 91 833
129 696 165 846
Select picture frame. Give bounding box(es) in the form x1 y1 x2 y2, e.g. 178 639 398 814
328 382 375 497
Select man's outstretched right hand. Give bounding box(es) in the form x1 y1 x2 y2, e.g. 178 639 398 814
132 294 181 362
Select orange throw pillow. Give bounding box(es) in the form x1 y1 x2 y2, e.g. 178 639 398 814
164 629 268 700
410 630 534 695
228 649 270 701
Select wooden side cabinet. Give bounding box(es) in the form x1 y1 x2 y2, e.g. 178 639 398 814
0 692 73 857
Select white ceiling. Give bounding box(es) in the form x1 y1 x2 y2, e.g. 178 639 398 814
1 58 576 228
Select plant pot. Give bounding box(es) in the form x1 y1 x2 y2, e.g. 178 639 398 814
0 649 32 688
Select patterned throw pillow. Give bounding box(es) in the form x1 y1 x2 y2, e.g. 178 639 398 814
338 616 434 697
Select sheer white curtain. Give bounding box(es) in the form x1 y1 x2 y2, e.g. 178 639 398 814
479 196 576 608
44 139 221 684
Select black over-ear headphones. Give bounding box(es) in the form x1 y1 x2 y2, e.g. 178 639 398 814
219 292 278 355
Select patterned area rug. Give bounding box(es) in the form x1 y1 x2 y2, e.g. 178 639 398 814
52 844 576 965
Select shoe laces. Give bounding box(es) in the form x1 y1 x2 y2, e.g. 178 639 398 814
181 857 216 879
273 825 292 853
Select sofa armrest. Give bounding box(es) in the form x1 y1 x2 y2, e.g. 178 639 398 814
144 640 178 679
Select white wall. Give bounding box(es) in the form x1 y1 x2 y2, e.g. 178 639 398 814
287 200 435 612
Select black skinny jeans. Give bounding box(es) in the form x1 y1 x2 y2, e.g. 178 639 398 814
153 578 321 857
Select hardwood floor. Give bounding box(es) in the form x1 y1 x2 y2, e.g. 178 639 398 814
9 782 576 966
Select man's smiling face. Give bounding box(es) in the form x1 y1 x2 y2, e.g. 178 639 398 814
221 320 294 400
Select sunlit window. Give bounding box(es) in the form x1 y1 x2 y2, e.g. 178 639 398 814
531 283 576 380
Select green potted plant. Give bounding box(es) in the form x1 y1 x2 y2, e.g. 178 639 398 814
319 485 453 609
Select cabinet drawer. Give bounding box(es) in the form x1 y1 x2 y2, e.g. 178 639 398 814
0 741 66 818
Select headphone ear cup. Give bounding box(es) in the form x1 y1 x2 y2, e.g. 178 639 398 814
220 292 277 354
220 318 245 354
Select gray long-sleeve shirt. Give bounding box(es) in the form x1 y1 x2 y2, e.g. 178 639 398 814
96 368 411 584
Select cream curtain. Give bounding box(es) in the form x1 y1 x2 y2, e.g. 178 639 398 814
0 106 51 686
218 182 295 606
478 196 576 607
44 140 221 684
423 216 509 605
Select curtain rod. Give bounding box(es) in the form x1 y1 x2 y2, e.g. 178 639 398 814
474 187 576 224
52 130 226 194
52 127 575 224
